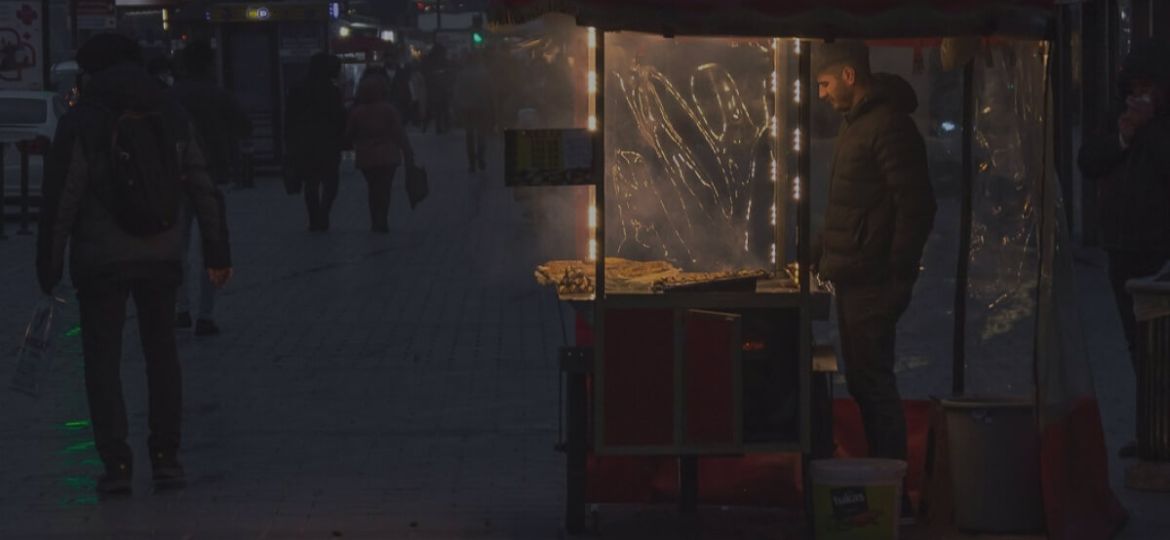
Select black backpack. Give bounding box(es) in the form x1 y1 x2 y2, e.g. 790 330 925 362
99 109 183 236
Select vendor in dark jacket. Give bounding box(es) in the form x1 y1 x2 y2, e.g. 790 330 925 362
35 33 233 495
813 41 937 462
1078 39 1170 458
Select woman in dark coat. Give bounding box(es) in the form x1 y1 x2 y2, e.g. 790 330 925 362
346 75 414 233
285 53 346 231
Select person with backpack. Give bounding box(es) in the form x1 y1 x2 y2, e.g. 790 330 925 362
35 33 232 495
284 52 346 231
346 75 414 233
170 40 252 336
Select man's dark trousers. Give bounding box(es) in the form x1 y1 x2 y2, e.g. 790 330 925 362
1107 249 1170 366
78 274 182 466
836 279 914 460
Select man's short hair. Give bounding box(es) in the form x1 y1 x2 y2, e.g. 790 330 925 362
815 40 872 79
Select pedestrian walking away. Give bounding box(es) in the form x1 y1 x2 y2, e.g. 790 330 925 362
171 39 251 336
35 33 233 496
812 41 936 463
1078 38 1170 459
346 74 415 233
454 51 493 173
285 52 346 232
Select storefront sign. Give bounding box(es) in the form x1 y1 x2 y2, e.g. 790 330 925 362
505 129 593 186
0 1 46 90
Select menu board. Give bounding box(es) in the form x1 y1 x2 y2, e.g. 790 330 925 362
504 129 594 186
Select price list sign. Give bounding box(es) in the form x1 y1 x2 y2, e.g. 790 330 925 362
504 129 594 186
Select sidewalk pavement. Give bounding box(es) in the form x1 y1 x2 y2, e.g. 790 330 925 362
0 129 1167 539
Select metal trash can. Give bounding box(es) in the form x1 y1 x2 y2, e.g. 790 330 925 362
941 397 1044 533
1125 277 1170 491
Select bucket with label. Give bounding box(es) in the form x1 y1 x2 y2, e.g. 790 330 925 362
810 458 907 540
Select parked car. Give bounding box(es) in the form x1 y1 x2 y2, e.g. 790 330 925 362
0 91 64 202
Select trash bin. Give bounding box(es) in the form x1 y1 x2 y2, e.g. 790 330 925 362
1125 276 1170 491
940 397 1044 533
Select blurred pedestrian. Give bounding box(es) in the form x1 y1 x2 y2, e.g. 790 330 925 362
285 52 346 231
1078 39 1170 458
453 52 492 173
36 33 232 495
346 75 414 233
421 43 451 133
171 39 252 336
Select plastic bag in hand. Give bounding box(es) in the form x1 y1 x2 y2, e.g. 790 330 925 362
10 295 66 398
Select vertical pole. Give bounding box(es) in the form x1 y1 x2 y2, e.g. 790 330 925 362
1054 4 1076 236
0 143 7 240
1082 0 1106 247
17 143 30 235
771 39 787 274
435 0 442 31
797 40 812 451
679 456 698 515
953 60 975 397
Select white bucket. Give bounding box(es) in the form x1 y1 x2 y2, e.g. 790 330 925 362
810 459 907 540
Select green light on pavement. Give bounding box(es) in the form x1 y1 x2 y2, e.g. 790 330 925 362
63 420 89 430
65 326 80 337
63 440 95 453
63 475 96 489
59 495 98 507
80 458 102 467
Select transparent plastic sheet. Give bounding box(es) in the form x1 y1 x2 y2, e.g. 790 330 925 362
963 40 1047 397
603 33 780 272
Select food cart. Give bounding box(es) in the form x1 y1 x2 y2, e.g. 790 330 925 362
490 1 1126 538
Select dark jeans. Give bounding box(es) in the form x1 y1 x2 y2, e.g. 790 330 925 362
78 276 182 466
304 166 340 229
361 165 398 231
836 279 915 460
1106 249 1170 369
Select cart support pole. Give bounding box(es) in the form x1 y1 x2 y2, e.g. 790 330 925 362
565 356 588 533
953 60 975 396
0 143 7 240
679 456 698 515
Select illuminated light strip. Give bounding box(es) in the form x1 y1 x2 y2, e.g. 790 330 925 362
588 239 598 262
794 79 801 104
793 128 801 152
771 203 776 226
744 231 750 252
587 27 597 49
771 243 777 264
588 71 597 94
793 175 801 201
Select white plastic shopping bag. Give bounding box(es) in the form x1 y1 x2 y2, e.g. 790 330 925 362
10 295 66 397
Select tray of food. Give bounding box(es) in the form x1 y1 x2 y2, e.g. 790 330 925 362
651 269 771 293
535 258 683 298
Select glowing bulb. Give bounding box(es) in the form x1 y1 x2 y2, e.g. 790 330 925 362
793 176 801 200
587 27 597 48
793 128 801 152
339 26 351 38
588 205 597 228
588 115 597 131
771 204 776 226
771 243 777 264
587 71 597 94
588 239 598 261
794 79 801 103
744 232 749 252
795 39 802 55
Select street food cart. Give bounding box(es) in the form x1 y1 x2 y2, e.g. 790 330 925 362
490 1 1126 538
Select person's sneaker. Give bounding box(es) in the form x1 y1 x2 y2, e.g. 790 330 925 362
96 462 132 495
1119 440 1138 459
151 451 186 488
194 319 220 337
175 311 192 329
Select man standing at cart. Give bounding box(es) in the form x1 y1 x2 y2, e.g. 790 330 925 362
1078 39 1170 459
813 41 936 465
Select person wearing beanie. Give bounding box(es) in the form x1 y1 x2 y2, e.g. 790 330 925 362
35 33 233 495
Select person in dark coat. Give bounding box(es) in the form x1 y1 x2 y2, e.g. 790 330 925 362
285 52 346 231
421 43 452 134
1078 39 1170 458
36 33 233 495
813 41 937 464
346 76 414 232
169 40 252 336
453 52 492 173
